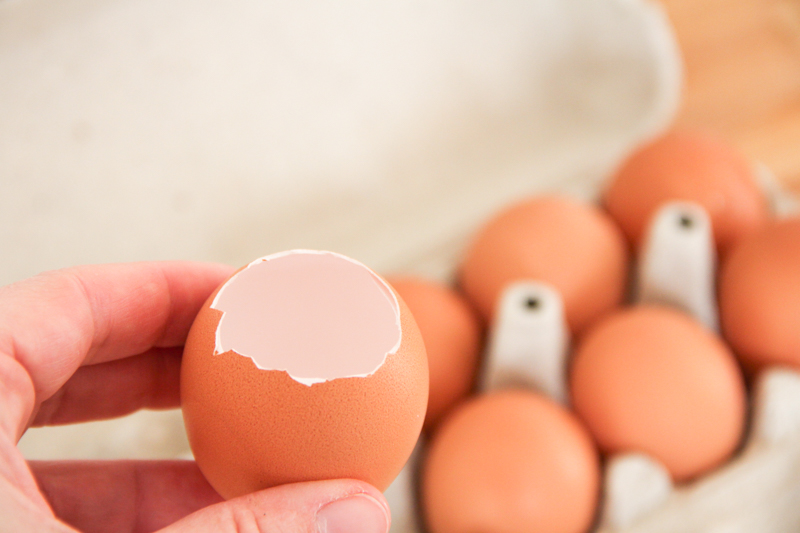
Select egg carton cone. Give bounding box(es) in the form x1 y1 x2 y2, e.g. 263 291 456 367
635 201 718 332
480 281 569 403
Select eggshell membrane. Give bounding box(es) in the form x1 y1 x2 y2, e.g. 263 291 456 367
387 277 483 432
570 305 746 482
459 195 629 334
181 257 428 499
422 390 600 533
719 218 800 374
603 129 769 257
212 252 401 384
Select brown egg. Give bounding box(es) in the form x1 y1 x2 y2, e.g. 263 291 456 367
387 277 482 432
422 390 600 533
459 195 629 334
603 129 770 257
570 305 746 482
181 251 428 499
719 217 800 373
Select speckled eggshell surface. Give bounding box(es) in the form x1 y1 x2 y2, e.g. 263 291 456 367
719 217 800 374
459 195 629 334
603 129 769 257
181 251 428 499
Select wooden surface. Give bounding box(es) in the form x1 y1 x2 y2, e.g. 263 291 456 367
658 0 800 194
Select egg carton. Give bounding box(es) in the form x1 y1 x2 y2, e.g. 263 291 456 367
384 166 800 533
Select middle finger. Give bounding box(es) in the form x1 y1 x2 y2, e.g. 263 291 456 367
32 347 182 427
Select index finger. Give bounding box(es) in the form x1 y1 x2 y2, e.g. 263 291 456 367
0 261 233 411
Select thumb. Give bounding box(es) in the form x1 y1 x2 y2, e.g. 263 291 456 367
158 478 391 533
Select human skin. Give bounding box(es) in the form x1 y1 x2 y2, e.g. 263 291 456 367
0 262 390 533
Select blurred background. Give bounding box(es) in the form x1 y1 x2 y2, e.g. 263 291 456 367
2 0 798 476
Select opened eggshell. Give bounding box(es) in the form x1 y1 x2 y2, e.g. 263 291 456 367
181 251 428 499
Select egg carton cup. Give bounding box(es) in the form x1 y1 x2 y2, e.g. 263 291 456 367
386 159 800 533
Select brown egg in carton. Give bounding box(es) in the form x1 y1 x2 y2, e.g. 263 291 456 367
384 130 800 533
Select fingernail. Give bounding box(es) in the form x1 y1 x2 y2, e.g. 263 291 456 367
316 493 390 533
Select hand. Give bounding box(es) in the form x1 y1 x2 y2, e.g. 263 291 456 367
0 262 391 533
